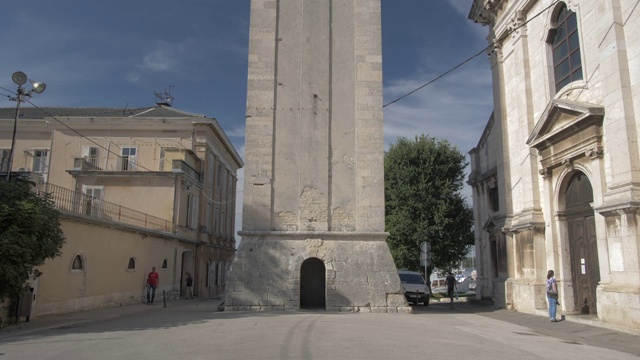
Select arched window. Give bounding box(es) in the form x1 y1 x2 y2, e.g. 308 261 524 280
549 3 582 92
162 259 168 269
127 257 136 270
72 254 85 271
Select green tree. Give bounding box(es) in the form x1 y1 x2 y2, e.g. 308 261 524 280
385 135 474 281
0 178 65 299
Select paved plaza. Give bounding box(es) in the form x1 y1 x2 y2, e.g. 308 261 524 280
1 299 639 359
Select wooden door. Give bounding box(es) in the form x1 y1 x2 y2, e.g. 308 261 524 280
566 173 599 314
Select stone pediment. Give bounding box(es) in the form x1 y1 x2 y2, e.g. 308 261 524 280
527 99 604 171
483 219 496 231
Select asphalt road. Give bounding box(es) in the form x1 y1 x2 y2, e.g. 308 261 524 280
1 299 639 360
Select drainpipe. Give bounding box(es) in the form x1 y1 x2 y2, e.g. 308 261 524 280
45 125 54 185
172 172 178 233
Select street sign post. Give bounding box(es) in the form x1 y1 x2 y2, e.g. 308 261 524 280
420 242 431 284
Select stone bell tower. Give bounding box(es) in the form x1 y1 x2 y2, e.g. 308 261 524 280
225 0 409 313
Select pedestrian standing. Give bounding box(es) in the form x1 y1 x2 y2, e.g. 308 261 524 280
186 272 194 300
546 269 559 322
146 266 159 304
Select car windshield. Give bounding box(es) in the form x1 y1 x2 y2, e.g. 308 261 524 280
399 273 424 284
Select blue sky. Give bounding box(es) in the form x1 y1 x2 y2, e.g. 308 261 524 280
1 0 492 233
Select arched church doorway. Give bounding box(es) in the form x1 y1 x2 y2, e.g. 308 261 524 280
300 258 326 310
565 172 600 314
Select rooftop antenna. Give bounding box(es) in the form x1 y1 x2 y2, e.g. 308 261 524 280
154 85 174 107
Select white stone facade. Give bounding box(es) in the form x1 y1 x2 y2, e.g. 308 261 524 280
226 0 409 312
469 0 640 331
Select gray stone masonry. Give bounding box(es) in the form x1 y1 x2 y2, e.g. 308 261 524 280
228 0 409 312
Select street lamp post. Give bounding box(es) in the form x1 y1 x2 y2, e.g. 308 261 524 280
5 71 46 181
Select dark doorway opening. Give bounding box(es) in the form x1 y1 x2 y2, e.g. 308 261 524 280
565 172 600 314
300 258 326 310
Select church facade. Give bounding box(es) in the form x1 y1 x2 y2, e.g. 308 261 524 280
468 0 640 331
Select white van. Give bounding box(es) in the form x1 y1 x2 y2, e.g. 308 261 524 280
398 270 431 306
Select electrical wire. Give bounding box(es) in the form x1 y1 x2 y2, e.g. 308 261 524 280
23 98 237 205
383 0 561 108
0 86 16 95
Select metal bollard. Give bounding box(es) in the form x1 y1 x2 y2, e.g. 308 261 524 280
163 290 167 308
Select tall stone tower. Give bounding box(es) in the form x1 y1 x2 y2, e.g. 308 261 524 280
226 0 409 313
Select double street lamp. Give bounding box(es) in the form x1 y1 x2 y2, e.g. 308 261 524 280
5 71 46 180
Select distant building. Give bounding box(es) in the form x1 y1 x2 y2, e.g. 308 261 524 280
468 0 640 332
0 105 242 318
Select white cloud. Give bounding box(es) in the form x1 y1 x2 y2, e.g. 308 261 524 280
139 41 178 72
383 57 493 203
444 0 490 41
384 59 493 151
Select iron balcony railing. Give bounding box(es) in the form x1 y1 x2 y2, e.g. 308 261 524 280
37 183 174 233
73 157 102 171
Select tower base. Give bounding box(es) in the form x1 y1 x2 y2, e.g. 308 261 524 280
225 232 411 313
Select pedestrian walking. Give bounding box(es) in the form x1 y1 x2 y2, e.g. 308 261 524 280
185 272 194 300
546 269 559 322
146 266 159 304
445 271 457 308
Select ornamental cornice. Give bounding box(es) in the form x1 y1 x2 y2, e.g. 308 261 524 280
507 10 527 38
469 0 507 25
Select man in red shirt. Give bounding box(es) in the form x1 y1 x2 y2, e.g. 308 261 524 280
146 267 159 304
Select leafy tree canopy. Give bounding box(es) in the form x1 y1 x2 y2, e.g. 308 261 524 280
385 135 474 278
0 178 65 299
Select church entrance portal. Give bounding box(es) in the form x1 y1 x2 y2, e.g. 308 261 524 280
300 258 326 310
565 172 600 314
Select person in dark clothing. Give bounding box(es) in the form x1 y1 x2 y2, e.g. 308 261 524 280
185 272 194 300
445 272 457 308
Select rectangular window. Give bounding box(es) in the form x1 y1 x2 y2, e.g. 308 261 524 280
82 185 104 217
119 147 137 171
159 147 177 171
205 202 212 231
33 150 49 173
0 149 9 172
497 235 508 275
186 194 199 229
217 262 224 286
82 146 99 169
214 206 219 233
213 262 219 286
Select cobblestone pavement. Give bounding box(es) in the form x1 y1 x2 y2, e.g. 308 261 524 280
0 297 638 360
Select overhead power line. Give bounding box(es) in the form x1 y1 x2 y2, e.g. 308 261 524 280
383 0 560 108
22 99 236 205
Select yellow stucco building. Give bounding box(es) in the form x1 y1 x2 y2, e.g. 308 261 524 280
0 104 242 318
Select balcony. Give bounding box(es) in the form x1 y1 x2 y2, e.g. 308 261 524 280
38 183 174 233
70 150 200 181
73 157 102 171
